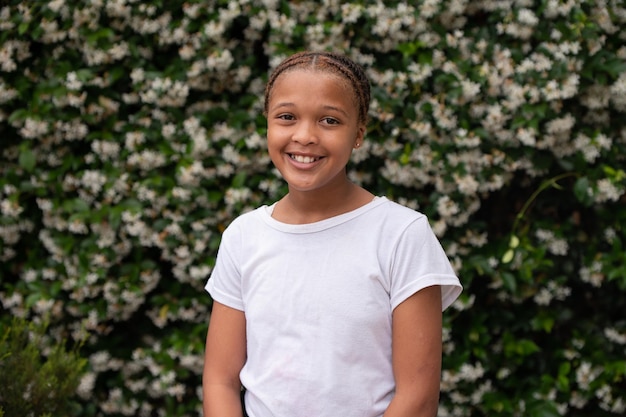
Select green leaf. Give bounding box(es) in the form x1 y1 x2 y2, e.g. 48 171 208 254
18 21 29 35
501 271 517 292
502 248 515 264
573 176 591 205
603 59 626 78
18 147 36 172
8 109 29 124
63 198 90 213
231 171 247 188
557 362 571 391
526 399 561 417
531 314 554 333
504 337 540 358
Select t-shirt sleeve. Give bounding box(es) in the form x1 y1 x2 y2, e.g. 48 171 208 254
205 223 245 311
389 216 462 312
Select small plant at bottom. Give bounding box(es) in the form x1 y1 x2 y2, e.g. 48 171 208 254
0 316 86 417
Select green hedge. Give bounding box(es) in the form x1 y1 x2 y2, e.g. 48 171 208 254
1 1 625 416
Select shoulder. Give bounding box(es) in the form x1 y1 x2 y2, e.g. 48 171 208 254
220 205 270 240
375 199 451 256
379 198 424 218
372 198 428 228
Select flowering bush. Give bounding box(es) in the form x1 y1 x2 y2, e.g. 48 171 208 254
1 0 625 416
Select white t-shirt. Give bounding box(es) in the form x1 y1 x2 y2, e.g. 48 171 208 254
206 197 462 417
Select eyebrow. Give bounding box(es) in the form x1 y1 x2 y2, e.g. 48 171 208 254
270 102 349 118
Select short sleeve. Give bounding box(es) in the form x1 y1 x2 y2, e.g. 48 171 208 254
389 217 462 311
205 222 245 311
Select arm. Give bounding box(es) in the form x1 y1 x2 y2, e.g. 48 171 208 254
203 301 247 417
383 285 443 417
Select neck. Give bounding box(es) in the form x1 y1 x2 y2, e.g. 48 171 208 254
274 180 374 224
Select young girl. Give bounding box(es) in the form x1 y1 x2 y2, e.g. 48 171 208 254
203 51 462 417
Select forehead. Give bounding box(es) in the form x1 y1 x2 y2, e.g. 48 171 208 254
269 69 356 106
274 68 350 89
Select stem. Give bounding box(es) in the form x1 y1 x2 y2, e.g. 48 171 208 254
511 172 579 235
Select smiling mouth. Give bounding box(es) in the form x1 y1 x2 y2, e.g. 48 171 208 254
289 154 322 163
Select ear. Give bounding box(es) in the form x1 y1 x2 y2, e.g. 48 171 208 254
354 125 366 149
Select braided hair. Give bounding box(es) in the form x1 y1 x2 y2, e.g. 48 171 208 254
264 51 371 126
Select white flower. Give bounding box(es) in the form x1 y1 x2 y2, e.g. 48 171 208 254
604 328 626 345
517 52 552 74
341 3 363 23
224 187 252 207
610 72 626 112
54 119 89 141
212 122 237 143
579 262 604 287
125 131 145 150
107 42 130 61
419 0 440 18
517 8 539 26
206 49 234 71
19 118 49 139
127 150 167 171
174 245 190 260
162 123 176 139
245 132 265 149
0 80 18 104
222 145 242 164
570 391 588 409
576 362 601 390
130 68 145 84
91 140 121 160
81 170 107 194
454 174 479 195
604 227 616 243
461 79 481 101
436 195 460 218
47 0 65 13
534 281 571 305
76 372 96 399
22 269 37 283
482 104 508 132
561 73 580 99
1 199 23 217
458 362 485 382
543 0 576 18
548 239 568 255
189 265 211 280
65 71 82 90
594 178 623 202
516 127 536 146
407 62 433 84
0 46 16 72
203 20 225 38
68 219 88 234
545 114 575 134
178 161 205 186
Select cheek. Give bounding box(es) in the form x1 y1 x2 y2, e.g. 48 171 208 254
266 129 279 148
267 123 290 146
266 133 283 160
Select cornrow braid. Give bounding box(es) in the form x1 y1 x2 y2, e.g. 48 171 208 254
264 51 371 126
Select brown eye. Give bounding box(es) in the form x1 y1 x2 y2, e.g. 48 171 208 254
321 117 339 125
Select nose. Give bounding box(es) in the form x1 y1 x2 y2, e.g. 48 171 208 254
291 120 318 145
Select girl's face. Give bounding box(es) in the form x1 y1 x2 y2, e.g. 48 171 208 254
266 70 365 194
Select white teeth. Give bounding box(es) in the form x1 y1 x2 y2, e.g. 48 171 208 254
290 154 319 163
